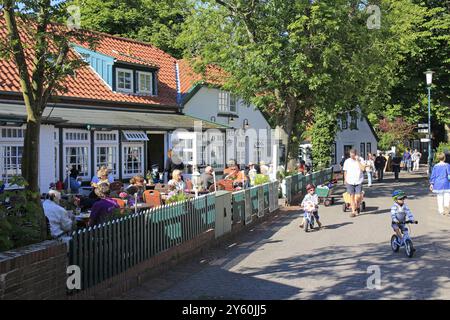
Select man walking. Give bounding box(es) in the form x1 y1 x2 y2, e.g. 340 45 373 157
343 149 365 217
375 152 386 182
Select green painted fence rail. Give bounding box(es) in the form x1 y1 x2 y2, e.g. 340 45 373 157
231 181 280 226
285 168 333 205
69 193 216 291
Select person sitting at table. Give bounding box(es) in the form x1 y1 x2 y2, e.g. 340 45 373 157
223 159 237 175
42 190 74 242
64 167 82 194
89 183 119 227
168 169 186 192
224 165 247 186
91 166 114 188
127 175 146 192
201 166 215 191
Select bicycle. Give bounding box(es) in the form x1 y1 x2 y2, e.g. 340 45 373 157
390 220 418 258
304 210 316 232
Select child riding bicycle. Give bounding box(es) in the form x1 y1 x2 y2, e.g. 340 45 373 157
391 190 415 242
299 184 323 229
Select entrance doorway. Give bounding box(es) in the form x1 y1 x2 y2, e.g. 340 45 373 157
147 134 165 172
344 145 353 158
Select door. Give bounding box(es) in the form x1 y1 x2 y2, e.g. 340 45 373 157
344 145 353 158
147 134 165 172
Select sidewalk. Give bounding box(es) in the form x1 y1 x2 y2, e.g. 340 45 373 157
118 168 450 300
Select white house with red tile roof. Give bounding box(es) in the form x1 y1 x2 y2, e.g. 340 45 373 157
0 19 229 191
299 109 379 171
177 59 276 169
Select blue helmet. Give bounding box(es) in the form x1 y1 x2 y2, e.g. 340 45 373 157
392 190 407 201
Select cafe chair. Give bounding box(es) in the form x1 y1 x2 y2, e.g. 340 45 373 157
143 190 162 207
112 198 126 214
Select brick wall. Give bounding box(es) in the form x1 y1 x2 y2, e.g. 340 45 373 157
0 240 68 300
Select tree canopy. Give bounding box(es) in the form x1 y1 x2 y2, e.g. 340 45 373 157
68 0 193 58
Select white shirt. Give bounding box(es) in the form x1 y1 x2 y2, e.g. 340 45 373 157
42 200 73 238
343 157 364 185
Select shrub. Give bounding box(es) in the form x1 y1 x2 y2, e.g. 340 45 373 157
0 176 47 252
253 174 270 186
434 142 450 163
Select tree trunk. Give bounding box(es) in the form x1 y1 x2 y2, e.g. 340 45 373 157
22 117 41 193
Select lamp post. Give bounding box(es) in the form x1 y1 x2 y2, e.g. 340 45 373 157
424 70 434 176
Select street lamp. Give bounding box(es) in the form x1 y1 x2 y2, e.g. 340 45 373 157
424 70 434 176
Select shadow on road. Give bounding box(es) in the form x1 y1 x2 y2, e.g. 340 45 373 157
237 231 450 299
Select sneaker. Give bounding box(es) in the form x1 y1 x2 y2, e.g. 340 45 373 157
350 213 356 218
299 224 304 228
317 221 323 229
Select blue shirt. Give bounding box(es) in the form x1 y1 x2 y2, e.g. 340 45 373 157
430 162 450 193
91 175 114 185
64 177 81 193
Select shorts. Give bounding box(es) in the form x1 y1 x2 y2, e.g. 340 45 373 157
304 211 320 220
346 183 363 195
391 222 408 232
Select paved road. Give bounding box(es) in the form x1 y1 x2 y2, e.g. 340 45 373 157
120 168 450 300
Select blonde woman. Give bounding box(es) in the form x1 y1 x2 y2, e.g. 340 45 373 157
168 169 186 192
91 166 113 187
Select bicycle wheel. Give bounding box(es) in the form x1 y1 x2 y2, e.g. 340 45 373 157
305 218 309 232
391 235 400 252
405 239 415 258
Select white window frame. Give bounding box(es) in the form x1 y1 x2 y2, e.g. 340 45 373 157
116 68 134 93
0 126 25 185
63 129 91 180
204 132 225 170
54 129 59 182
218 91 238 114
137 71 153 95
122 143 145 179
170 132 196 168
94 131 119 178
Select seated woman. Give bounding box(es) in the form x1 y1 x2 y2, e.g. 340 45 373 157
64 167 82 194
168 169 186 192
91 166 114 188
224 165 247 187
89 183 119 227
126 175 146 202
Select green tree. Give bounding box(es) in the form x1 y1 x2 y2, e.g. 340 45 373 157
1 0 92 241
178 0 427 166
70 0 193 58
369 0 450 129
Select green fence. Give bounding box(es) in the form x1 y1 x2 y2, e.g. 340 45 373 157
285 168 333 205
231 181 279 226
69 193 216 291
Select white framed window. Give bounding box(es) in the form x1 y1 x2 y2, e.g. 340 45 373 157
116 68 133 93
54 130 59 182
95 131 119 178
204 132 225 170
0 126 25 184
122 143 144 178
63 129 90 179
229 95 237 113
171 132 196 167
218 91 238 114
0 145 23 184
137 71 153 94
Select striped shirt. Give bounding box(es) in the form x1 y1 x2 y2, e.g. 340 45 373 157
390 203 414 223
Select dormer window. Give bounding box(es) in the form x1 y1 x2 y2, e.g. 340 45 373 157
116 68 133 93
137 71 153 95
